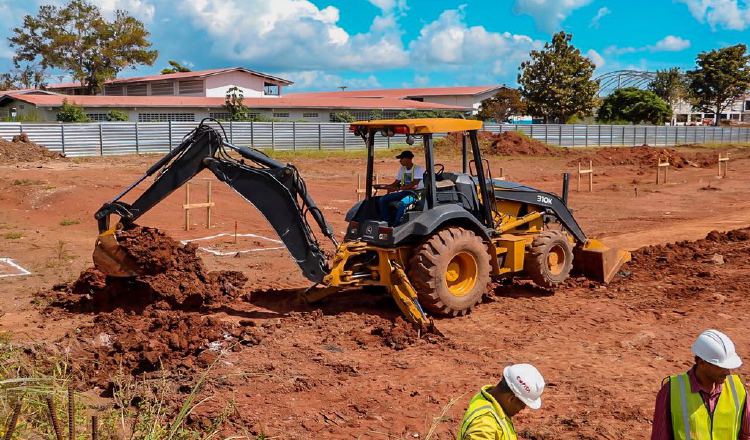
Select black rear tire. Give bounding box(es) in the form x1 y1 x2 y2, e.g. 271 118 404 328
408 227 491 316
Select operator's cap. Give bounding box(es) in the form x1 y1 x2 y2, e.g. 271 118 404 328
395 150 414 159
503 364 545 410
692 329 742 369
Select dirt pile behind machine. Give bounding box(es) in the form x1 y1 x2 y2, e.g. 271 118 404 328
93 119 630 328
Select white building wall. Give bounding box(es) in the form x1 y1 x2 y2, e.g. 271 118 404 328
204 72 284 98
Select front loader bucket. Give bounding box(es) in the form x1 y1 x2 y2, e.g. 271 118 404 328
92 227 139 277
573 239 631 283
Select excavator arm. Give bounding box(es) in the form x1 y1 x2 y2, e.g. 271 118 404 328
93 121 335 284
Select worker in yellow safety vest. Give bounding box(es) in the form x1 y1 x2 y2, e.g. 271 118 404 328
457 364 545 440
651 329 749 440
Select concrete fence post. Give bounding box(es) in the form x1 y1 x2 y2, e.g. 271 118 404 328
229 120 234 144
318 124 322 150
558 125 562 146
271 121 275 150
99 123 104 156
250 121 255 148
585 125 588 147
292 122 296 151
168 121 173 151
610 125 613 146
544 124 548 144
342 124 347 151
530 124 535 140
60 124 66 155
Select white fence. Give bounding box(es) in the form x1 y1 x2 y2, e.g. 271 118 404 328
0 121 748 157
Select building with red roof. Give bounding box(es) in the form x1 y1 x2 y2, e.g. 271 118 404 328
1 67 501 122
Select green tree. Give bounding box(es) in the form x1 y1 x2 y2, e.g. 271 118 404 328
9 0 158 95
368 109 384 120
330 112 357 122
518 32 598 123
224 86 249 121
161 60 191 74
686 44 750 125
0 64 47 90
56 99 90 122
107 110 129 121
649 68 688 125
596 88 672 124
477 88 527 122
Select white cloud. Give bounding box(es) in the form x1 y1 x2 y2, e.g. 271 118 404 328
513 0 592 32
178 0 408 71
652 35 691 51
279 70 380 91
604 35 691 55
589 7 610 28
586 49 605 68
413 74 430 87
367 0 407 14
409 6 541 77
678 0 750 30
91 0 156 22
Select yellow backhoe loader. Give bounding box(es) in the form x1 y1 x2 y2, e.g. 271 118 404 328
93 119 630 328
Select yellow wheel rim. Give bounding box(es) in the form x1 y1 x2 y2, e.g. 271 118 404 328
445 251 478 297
547 245 566 275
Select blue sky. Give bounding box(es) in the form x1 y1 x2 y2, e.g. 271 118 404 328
1 0 750 91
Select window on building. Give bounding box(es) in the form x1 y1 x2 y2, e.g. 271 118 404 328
745 101 750 111
720 113 729 120
138 113 195 122
87 113 109 122
209 112 231 121
383 111 399 119
273 112 289 118
104 85 124 96
248 113 260 119
731 113 740 120
302 112 319 118
151 81 175 96
178 80 204 95
264 82 280 96
126 84 148 96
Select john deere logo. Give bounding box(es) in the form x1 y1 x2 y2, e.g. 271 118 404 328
365 225 374 234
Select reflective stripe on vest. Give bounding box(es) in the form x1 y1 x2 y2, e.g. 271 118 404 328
457 389 517 440
669 373 747 440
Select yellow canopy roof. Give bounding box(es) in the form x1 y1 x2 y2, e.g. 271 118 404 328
350 118 483 134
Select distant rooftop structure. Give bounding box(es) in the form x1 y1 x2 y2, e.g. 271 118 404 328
595 70 657 96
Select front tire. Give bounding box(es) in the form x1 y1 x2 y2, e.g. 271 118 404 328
408 227 491 316
525 230 574 289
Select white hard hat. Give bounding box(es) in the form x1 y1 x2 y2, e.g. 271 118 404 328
503 364 545 410
691 329 742 369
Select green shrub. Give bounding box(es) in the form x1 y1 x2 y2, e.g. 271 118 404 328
106 110 129 121
56 99 90 122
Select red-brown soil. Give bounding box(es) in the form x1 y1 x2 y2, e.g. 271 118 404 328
0 134 64 163
1 146 750 438
568 145 721 168
436 131 558 156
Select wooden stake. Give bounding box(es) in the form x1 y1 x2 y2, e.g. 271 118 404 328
718 153 729 178
656 157 670 184
577 161 593 192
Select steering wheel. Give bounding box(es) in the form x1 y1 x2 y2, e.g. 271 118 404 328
434 163 445 177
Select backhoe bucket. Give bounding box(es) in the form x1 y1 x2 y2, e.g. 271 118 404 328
92 227 139 277
573 239 631 283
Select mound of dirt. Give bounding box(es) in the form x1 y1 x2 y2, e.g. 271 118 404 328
0 134 64 163
434 130 559 156
568 145 716 168
371 316 419 350
616 227 750 300
66 226 247 311
487 131 558 156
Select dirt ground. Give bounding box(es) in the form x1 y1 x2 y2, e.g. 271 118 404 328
1 142 750 438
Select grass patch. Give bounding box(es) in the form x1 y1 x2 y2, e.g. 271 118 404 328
0 332 241 439
59 219 80 227
3 232 22 240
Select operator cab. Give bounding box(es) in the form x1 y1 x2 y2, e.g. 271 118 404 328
344 119 497 246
